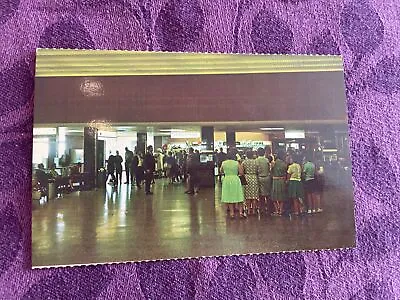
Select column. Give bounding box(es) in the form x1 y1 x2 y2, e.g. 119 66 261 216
200 126 215 188
226 131 236 148
154 136 163 150
56 126 67 158
146 129 154 150
201 126 214 150
84 127 98 189
137 132 147 155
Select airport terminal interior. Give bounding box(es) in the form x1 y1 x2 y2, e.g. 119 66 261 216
32 123 355 266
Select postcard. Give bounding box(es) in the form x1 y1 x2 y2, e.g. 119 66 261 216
31 50 355 267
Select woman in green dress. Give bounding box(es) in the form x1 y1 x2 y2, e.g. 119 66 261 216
220 151 245 218
271 150 287 216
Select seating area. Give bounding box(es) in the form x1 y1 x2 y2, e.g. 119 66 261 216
32 164 89 200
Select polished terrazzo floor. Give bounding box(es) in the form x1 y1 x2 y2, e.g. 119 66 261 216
32 178 356 267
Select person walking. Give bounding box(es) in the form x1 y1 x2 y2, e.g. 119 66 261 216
106 152 117 187
143 145 156 195
115 150 123 185
220 150 245 218
124 147 134 184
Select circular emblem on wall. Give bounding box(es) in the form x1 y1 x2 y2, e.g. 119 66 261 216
80 79 104 97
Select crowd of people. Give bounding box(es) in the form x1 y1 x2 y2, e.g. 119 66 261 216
105 144 325 219
34 143 327 213
218 147 325 219
105 145 202 195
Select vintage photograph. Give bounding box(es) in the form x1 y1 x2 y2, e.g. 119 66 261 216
32 50 355 267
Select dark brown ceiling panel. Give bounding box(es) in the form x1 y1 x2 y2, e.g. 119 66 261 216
33 71 347 125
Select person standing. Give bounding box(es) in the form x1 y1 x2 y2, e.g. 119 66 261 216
176 150 184 182
182 150 188 184
185 147 199 195
134 152 143 189
143 145 156 195
124 147 134 184
216 147 227 182
242 150 259 216
303 155 316 214
220 150 245 218
287 154 304 216
314 160 325 213
165 151 176 183
256 147 272 215
106 152 117 187
115 150 123 185
271 150 287 216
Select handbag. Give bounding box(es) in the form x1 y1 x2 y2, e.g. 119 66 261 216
239 175 247 185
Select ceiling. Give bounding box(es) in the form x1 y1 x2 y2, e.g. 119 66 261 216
34 121 348 136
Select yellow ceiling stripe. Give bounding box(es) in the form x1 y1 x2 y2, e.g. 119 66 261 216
35 49 344 77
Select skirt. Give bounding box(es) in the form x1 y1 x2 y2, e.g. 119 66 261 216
244 174 259 200
221 175 245 203
303 179 316 193
258 176 271 197
272 178 286 201
288 180 304 199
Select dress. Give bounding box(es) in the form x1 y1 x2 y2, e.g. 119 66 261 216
221 160 244 203
303 161 316 193
287 163 304 198
271 159 287 201
256 156 271 196
242 159 259 200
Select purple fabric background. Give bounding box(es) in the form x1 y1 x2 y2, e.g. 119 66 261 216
0 0 399 299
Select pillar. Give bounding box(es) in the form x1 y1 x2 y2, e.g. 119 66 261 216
147 130 154 149
84 127 98 188
137 132 147 155
56 126 67 158
201 126 214 150
226 131 236 148
154 136 163 150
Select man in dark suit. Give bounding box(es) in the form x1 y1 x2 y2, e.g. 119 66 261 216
124 147 134 184
115 150 123 185
143 145 156 195
185 147 200 195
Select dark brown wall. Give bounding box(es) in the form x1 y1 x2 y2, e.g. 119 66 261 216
34 72 347 124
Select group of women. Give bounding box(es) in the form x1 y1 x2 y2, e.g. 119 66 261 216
220 147 324 219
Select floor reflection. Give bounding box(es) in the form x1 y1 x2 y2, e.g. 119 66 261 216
32 179 355 267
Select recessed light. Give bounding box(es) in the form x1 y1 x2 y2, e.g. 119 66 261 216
159 129 185 132
259 127 284 131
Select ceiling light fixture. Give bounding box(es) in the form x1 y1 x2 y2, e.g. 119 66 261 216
259 127 285 131
159 129 186 132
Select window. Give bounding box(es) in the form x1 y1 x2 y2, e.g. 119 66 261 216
33 138 49 167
